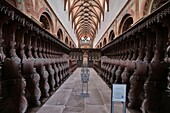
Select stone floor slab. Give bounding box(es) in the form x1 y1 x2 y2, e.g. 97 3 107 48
45 89 71 105
84 105 108 113
62 106 84 113
85 89 104 105
65 92 84 107
37 105 64 113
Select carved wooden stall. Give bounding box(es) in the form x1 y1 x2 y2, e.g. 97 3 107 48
93 59 101 75
69 48 101 67
0 1 70 113
101 1 170 113
69 59 77 74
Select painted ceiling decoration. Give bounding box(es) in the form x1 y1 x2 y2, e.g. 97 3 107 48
64 0 109 47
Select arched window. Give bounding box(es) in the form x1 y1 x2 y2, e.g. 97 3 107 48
103 38 107 46
70 41 72 47
109 30 115 42
57 29 63 41
65 37 68 45
40 12 53 32
100 42 102 48
119 14 133 34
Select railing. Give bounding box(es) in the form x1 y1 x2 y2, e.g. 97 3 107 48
100 1 170 113
93 59 101 75
0 1 70 113
69 59 77 74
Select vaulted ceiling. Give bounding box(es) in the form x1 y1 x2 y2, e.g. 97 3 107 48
64 0 109 48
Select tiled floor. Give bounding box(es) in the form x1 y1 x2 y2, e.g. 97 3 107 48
36 68 133 113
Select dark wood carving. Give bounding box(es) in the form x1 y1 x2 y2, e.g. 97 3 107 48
143 25 168 113
1 18 28 112
101 1 170 112
163 17 170 113
0 1 71 112
45 60 55 92
128 34 148 110
110 60 118 84
52 60 59 88
23 60 41 106
35 60 49 98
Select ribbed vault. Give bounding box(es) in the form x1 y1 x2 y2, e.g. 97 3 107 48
64 0 109 47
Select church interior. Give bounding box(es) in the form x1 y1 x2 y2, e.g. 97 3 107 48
0 0 170 113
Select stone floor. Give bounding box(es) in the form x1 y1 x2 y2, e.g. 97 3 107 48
35 68 139 113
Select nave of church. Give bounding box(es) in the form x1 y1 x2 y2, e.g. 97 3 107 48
29 68 141 113
0 0 170 113
35 68 113 113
